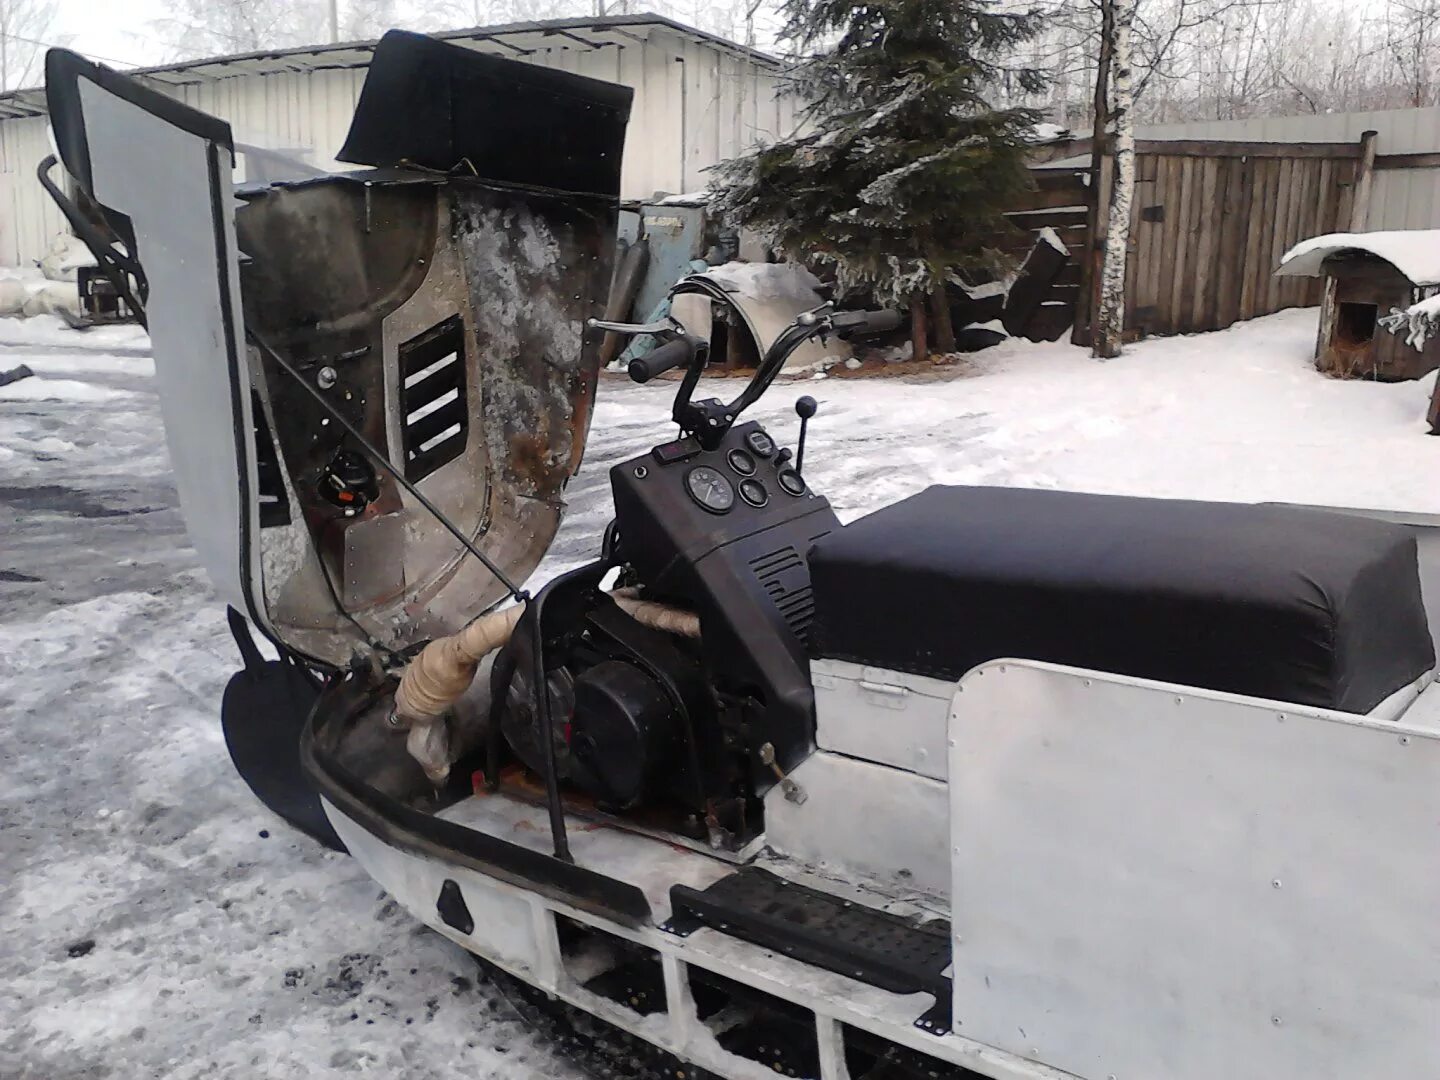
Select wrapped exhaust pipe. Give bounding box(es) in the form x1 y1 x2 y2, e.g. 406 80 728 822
393 589 700 782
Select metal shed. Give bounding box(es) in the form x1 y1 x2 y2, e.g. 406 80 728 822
0 14 800 267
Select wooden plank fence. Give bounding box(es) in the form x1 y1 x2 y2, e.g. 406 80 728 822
1023 133 1426 345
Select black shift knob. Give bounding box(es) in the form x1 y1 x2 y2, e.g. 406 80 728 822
795 395 818 420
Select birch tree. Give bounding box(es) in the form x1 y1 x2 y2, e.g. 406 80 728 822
1094 0 1136 358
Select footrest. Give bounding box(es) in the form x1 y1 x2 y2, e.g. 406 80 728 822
664 867 951 1002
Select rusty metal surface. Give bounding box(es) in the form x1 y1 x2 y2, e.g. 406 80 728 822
234 175 616 664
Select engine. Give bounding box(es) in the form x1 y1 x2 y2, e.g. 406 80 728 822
491 417 838 849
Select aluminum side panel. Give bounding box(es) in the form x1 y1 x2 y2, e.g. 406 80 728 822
76 78 259 617
948 660 1440 1080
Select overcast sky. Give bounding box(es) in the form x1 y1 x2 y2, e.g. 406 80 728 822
52 1 172 69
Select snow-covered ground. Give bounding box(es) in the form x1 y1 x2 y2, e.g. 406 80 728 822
3 306 1439 1078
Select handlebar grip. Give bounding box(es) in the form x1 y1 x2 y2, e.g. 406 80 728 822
628 338 694 383
833 308 904 336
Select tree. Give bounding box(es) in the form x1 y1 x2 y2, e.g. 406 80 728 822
156 0 331 56
1093 0 1136 358
0 0 61 91
711 0 1044 358
341 0 401 39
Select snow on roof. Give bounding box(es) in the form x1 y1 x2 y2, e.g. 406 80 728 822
1277 230 1440 285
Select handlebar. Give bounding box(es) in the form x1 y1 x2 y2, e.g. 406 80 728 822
628 336 696 383
831 308 903 336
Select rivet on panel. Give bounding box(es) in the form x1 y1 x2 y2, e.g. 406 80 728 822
1271 1015 1283 1026
1271 879 1282 889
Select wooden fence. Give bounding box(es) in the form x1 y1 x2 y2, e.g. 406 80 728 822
1025 133 1432 346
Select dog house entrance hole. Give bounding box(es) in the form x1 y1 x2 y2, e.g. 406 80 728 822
1336 301 1378 347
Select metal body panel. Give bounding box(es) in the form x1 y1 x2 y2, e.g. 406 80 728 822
948 659 1440 1080
764 750 950 901
75 78 260 620
812 657 954 781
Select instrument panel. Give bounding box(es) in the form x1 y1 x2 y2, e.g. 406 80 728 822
646 424 810 522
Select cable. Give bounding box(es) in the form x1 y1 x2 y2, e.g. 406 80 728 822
249 328 528 602
0 30 143 70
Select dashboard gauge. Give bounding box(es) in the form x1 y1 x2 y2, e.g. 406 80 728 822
685 466 735 513
745 430 777 458
777 468 806 497
727 448 757 476
739 478 769 507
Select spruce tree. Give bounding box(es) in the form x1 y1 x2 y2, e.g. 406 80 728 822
711 0 1046 356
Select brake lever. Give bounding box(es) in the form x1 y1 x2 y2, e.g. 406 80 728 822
795 301 835 328
587 316 682 336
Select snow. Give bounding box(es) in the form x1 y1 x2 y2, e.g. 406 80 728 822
1039 226 1069 255
654 190 711 206
1278 230 1440 285
5 304 1440 1075
1029 122 1072 144
1380 291 1440 349
0 375 141 403
958 279 1008 300
963 319 1009 336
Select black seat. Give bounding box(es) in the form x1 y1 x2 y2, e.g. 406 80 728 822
807 486 1434 713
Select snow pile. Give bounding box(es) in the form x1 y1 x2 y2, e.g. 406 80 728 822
1029 122 1073 144
1278 230 1440 285
39 233 97 282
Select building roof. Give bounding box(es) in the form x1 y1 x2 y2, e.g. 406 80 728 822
1277 230 1440 286
0 13 781 120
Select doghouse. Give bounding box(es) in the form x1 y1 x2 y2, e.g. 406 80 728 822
1277 231 1440 381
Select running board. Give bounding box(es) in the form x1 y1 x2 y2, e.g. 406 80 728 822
663 867 953 1032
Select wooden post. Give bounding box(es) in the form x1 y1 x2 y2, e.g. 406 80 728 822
1349 129 1378 232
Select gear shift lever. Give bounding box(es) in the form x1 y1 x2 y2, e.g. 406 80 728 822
794 395 817 476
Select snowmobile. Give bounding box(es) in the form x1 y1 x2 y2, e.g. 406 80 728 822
43 31 1440 1080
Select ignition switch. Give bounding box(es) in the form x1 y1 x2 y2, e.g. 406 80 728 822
318 448 379 516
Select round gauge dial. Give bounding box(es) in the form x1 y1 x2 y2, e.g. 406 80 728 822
685 466 735 513
777 468 806 497
727 448 757 476
739 478 769 507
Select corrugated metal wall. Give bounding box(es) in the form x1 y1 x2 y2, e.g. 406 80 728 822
0 25 800 267
1141 107 1440 229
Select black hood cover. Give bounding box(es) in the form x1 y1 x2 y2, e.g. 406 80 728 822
339 30 632 196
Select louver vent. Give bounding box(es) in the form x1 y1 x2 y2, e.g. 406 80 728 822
251 389 290 528
749 544 815 643
400 315 468 482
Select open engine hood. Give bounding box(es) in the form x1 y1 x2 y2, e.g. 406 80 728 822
45 32 632 667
